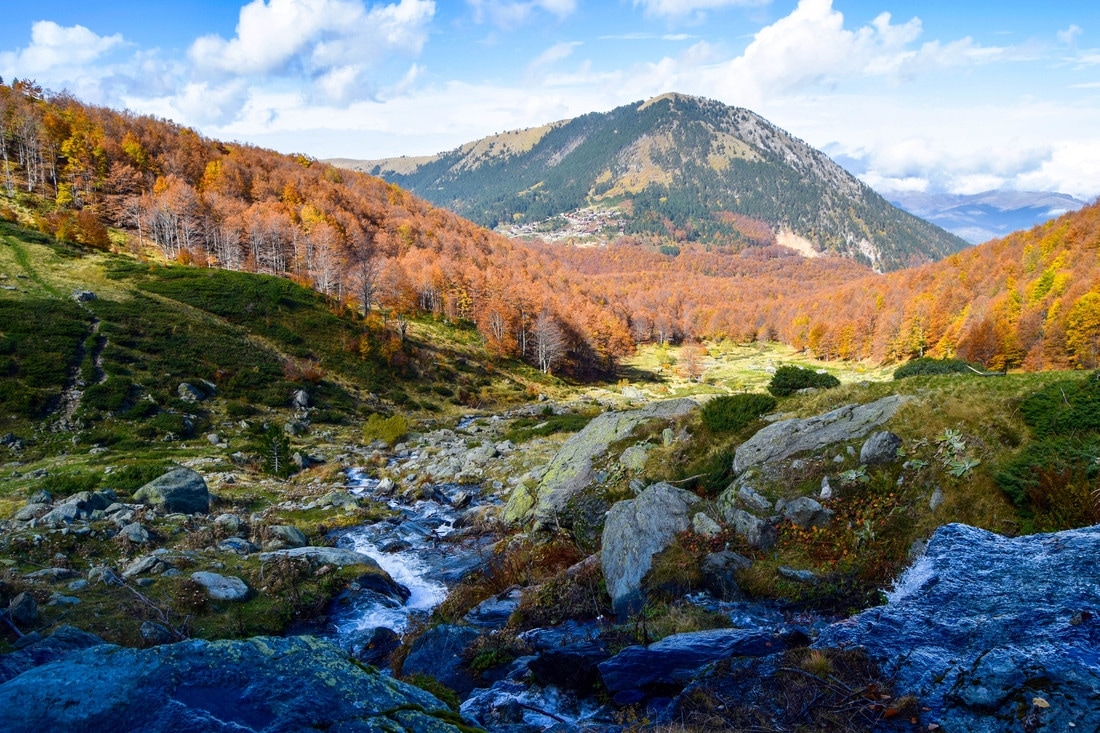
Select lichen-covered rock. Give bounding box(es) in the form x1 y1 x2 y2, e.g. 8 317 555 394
601 482 700 618
733 395 909 475
782 496 833 529
720 507 777 550
132 467 210 514
816 523 1100 733
0 633 466 731
504 398 697 526
401 624 480 697
190 572 250 602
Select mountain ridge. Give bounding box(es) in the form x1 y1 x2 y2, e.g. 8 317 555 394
329 93 968 271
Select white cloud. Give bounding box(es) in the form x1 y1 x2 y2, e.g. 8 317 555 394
467 0 576 29
633 0 769 19
528 42 580 73
1058 24 1083 46
0 21 124 74
189 0 434 90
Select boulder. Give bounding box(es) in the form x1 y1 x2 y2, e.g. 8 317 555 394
9 592 38 628
139 622 176 646
190 571 250 602
692 512 722 538
117 522 150 544
0 633 465 731
619 444 651 471
598 628 791 693
701 551 752 601
39 503 81 525
860 430 903 465
733 395 909 475
259 546 384 572
782 496 833 529
721 508 777 550
291 389 311 409
504 398 697 526
528 642 611 694
132 467 210 514
122 555 161 579
218 537 259 554
176 382 206 403
601 482 700 618
213 513 244 535
464 587 523 629
268 525 308 548
401 624 480 697
12 503 49 521
356 626 401 667
816 523 1100 733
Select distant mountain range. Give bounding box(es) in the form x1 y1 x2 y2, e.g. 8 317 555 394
884 190 1090 244
328 93 967 271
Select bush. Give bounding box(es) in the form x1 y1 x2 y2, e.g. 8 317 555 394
362 413 409 445
767 366 840 397
700 393 776 433
893 357 975 380
1019 372 1100 439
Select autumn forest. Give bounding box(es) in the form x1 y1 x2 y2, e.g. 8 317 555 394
2 79 1098 376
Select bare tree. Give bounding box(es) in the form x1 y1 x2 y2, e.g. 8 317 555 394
533 310 566 374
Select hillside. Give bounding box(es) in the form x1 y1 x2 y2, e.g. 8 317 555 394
334 93 968 271
888 189 1089 244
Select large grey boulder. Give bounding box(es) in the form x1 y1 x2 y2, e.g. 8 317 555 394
733 395 909 475
132 467 210 514
258 546 381 569
504 398 697 526
817 523 1100 733
601 482 700 618
782 496 833 529
721 507 777 550
0 633 465 731
401 624 480 697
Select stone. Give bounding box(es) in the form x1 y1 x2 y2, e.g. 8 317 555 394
599 628 791 693
258 546 383 570
87 566 123 586
117 522 150 544
12 503 50 521
176 382 206 402
737 483 773 514
782 496 834 529
929 486 944 511
819 475 833 500
213 513 244 535
26 489 51 504
132 467 210 514
139 621 176 646
701 551 752 601
816 523 1100 733
122 555 160 579
190 571 250 602
39 503 81 525
692 512 722 538
319 490 358 509
601 482 700 618
291 389 311 409
268 525 307 548
71 290 97 302
619 444 652 472
206 433 221 446
402 624 480 697
9 592 38 627
0 633 464 731
528 642 611 694
284 421 307 436
504 398 697 526
777 566 817 584
860 431 903 465
356 626 400 667
23 568 77 582
464 587 522 629
217 537 259 554
721 508 777 550
621 385 645 401
733 395 910 475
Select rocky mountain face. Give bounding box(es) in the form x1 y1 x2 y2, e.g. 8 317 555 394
331 93 968 271
887 189 1089 244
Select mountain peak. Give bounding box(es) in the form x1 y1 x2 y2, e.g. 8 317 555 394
329 95 967 270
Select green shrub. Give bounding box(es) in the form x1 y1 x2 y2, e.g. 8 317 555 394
225 400 257 418
893 357 975 380
109 462 178 493
82 376 134 413
767 366 840 397
38 470 100 499
248 427 295 478
700 393 777 432
502 413 593 443
1019 372 1100 439
362 413 409 445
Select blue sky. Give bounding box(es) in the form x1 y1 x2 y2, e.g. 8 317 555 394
3 0 1099 199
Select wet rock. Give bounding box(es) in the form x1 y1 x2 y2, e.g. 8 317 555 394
860 430 903 465
0 633 464 731
816 523 1100 733
599 628 790 694
357 626 400 667
505 398 697 526
9 592 38 627
190 571 250 602
602 482 700 618
733 395 909 475
465 587 523 629
701 551 752 601
259 545 383 571
782 496 833 529
402 624 480 697
132 467 210 514
529 642 611 694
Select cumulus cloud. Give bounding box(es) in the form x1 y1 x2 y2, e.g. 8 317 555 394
0 20 124 74
189 0 434 101
467 0 577 29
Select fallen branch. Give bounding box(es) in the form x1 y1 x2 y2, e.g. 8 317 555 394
965 365 1006 377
